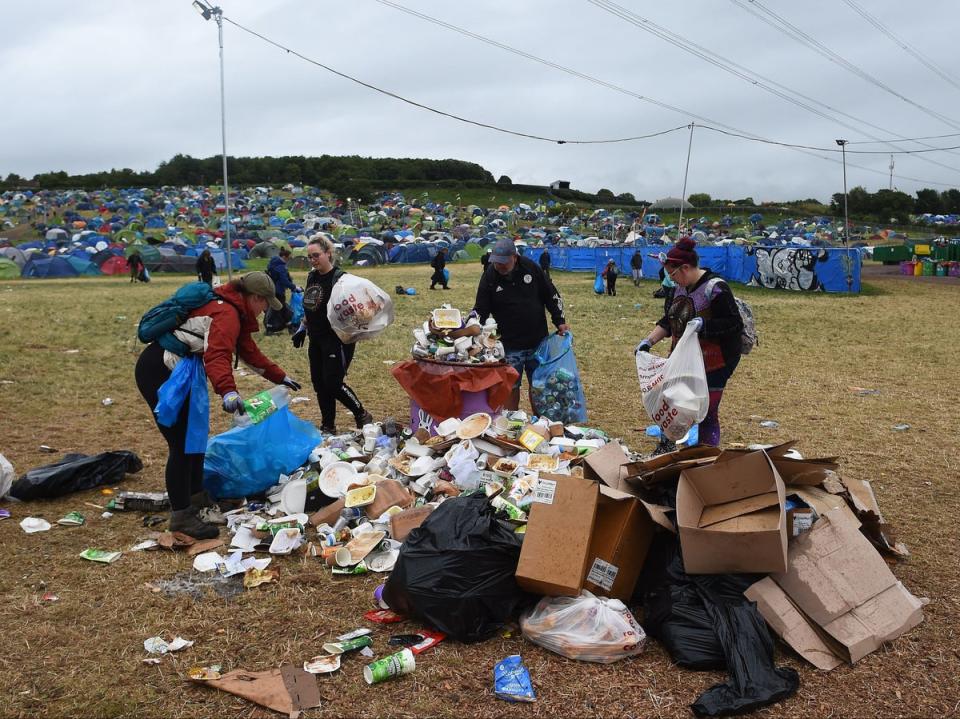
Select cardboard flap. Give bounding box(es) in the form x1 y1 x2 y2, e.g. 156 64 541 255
681 450 783 506
840 476 882 516
706 507 782 533
772 456 840 485
640 500 676 532
583 440 631 486
623 456 718 487
788 486 860 528
699 491 780 528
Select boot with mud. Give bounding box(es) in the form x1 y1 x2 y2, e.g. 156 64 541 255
169 507 220 540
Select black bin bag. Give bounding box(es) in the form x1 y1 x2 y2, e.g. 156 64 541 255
639 533 799 716
383 494 530 643
10 451 142 501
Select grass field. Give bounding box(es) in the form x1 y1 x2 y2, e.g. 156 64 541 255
0 263 957 718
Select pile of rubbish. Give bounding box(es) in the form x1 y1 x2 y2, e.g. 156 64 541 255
409 305 505 364
2 403 926 716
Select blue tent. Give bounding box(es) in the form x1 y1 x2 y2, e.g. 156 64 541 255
21 256 80 278
66 256 101 275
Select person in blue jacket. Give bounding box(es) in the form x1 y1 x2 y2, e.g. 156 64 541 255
265 248 300 334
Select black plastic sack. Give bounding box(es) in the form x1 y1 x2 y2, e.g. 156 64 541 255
383 494 529 643
639 534 799 716
10 451 142 501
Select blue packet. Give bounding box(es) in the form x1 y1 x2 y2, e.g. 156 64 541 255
494 655 535 703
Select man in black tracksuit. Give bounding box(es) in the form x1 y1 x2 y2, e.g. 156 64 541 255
430 246 449 289
474 238 570 411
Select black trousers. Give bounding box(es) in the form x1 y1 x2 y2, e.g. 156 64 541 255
308 333 364 429
606 276 618 295
430 268 448 288
134 342 203 511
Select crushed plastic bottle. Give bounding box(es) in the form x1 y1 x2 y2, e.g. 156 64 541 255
233 386 290 427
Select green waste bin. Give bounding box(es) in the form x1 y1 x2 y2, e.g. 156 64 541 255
922 260 936 276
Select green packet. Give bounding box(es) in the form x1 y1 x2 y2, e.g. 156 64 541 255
79 548 121 564
242 389 279 424
58 511 85 526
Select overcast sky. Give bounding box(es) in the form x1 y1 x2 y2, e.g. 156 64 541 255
3 0 959 203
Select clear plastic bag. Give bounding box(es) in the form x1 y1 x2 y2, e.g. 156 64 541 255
0 453 15 498
327 274 394 344
530 332 587 424
635 323 709 441
520 590 646 664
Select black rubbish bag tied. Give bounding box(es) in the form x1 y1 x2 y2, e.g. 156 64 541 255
383 494 529 643
10 451 142 501
640 534 799 717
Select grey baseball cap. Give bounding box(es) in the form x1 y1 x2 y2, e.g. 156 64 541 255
240 271 282 310
489 238 518 263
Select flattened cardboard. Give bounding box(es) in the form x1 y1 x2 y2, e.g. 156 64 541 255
677 450 787 574
516 474 599 596
582 440 631 486
724 442 839 485
763 509 925 665
745 577 844 671
788 486 859 528
197 666 322 716
366 479 413 517
620 446 721 487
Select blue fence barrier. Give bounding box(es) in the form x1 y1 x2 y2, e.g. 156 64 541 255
524 245 861 293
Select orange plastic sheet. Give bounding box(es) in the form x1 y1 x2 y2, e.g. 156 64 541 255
391 360 519 419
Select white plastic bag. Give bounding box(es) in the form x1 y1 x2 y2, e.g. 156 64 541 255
635 323 709 441
327 274 394 344
520 590 646 664
0 453 13 498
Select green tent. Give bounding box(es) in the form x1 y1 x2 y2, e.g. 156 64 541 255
462 242 483 259
0 258 20 279
125 244 161 263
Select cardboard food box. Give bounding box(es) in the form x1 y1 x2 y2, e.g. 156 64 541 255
308 498 345 528
677 449 788 574
745 509 925 668
367 479 413 517
389 506 434 542
516 469 673 601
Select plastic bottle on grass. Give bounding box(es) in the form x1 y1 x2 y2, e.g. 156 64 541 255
233 386 290 427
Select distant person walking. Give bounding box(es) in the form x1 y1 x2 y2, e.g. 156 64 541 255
265 248 300 334
128 252 144 284
602 259 618 296
538 247 552 280
195 249 217 287
430 246 450 289
630 249 643 286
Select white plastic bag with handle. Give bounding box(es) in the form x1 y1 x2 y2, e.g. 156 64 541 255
0 453 13 498
327 274 395 344
520 590 646 664
635 323 709 441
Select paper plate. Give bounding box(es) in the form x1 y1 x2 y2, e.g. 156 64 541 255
456 412 492 439
278 478 307 515
367 549 400 573
319 462 357 498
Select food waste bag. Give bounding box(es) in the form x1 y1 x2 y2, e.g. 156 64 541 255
383 495 529 642
635 323 709 441
327 274 394 344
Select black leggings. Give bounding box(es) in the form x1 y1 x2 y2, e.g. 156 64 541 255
134 342 204 511
308 333 364 428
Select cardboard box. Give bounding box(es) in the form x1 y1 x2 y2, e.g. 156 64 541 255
367 479 413 518
515 474 598 596
727 441 839 486
516 470 673 601
677 450 788 574
746 509 925 668
620 445 721 487
308 498 344 528
389 506 434 542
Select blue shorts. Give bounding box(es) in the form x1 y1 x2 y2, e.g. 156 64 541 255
504 347 539 390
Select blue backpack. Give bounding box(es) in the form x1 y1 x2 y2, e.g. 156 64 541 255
137 282 219 357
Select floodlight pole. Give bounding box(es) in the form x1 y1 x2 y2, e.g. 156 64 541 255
678 122 695 236
836 138 852 291
194 0 232 280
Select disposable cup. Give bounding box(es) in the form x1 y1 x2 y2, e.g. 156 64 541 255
363 648 415 685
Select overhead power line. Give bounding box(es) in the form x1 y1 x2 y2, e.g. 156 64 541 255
729 0 960 130
840 0 960 93
220 12 959 188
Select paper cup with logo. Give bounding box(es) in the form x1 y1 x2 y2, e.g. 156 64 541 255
363 648 415 685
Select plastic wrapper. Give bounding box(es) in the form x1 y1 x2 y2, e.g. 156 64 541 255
327 274 394 344
10 451 142 501
520 590 646 664
383 495 529 643
636 323 709 441
203 407 322 499
289 290 304 326
0 453 14 499
494 655 535 703
530 332 587 424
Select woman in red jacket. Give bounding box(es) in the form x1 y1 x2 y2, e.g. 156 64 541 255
135 272 301 539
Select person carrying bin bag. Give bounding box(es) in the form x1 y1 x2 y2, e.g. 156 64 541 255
634 237 742 447
134 271 300 540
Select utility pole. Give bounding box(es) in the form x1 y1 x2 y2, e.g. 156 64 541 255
889 155 894 191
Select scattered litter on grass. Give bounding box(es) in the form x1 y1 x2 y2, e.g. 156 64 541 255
892 423 911 431
494 655 535 703
849 386 881 396
79 548 121 564
100 512 113 520
243 566 279 589
20 517 51 533
64 349 80 354
41 592 59 603
143 636 193 655
142 658 162 666
0 509 11 520
38 445 57 453
57 511 85 526
130 539 159 552
187 665 222 680
101 398 113 406
760 420 780 428
290 396 311 404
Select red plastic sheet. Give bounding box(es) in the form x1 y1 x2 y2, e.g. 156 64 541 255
391 360 518 419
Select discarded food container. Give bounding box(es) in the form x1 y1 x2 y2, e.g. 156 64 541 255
269 528 303 555
456 413 492 439
363 648 416 685
344 485 376 508
303 654 341 674
319 462 357 498
431 308 462 329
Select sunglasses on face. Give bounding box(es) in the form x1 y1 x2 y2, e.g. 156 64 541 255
307 252 325 259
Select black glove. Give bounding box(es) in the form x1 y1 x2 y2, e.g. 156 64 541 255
291 326 307 349
634 340 652 355
281 376 302 391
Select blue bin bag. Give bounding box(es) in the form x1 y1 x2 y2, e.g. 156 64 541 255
530 332 588 424
443 268 450 283
289 291 304 326
154 355 209 454
594 273 605 294
203 406 322 499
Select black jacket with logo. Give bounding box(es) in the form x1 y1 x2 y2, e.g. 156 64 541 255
474 255 566 351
